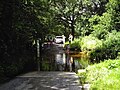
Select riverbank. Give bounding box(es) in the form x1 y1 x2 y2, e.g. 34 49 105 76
78 59 120 90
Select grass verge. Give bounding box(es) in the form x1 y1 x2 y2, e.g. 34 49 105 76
78 59 120 90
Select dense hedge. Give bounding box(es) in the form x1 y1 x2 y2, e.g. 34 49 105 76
0 48 37 83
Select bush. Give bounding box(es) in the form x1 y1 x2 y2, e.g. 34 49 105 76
0 51 36 83
90 31 120 61
85 59 120 90
104 30 120 51
77 69 87 85
80 36 102 51
70 38 81 51
77 59 120 90
90 48 118 63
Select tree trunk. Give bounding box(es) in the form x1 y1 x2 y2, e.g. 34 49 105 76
71 15 75 40
71 23 75 40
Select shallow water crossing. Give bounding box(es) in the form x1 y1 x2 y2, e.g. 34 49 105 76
37 43 89 72
0 43 90 90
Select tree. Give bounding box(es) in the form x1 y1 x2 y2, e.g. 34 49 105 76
50 0 109 39
0 0 54 78
50 0 85 39
90 0 120 39
75 0 109 37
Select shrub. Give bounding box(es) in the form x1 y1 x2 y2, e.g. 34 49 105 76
80 36 102 51
104 30 120 51
70 38 81 51
77 59 120 90
90 31 120 61
85 59 120 90
77 69 87 85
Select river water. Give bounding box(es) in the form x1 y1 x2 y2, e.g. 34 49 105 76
37 43 90 72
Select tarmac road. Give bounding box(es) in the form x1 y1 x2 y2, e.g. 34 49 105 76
0 71 84 90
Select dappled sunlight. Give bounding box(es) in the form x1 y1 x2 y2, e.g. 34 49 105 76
0 0 119 90
1 71 81 90
81 36 102 51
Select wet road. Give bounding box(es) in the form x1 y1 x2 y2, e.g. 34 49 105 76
0 43 90 90
40 43 75 72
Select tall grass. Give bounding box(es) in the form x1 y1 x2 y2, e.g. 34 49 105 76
78 59 120 90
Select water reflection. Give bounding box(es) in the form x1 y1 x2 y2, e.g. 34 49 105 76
55 53 65 71
37 51 89 72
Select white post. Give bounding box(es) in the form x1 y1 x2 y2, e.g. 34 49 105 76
37 39 40 71
62 35 66 47
37 40 40 58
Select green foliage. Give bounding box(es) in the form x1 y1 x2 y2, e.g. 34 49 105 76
77 70 87 85
84 59 120 90
76 57 90 69
90 0 120 39
70 38 82 50
90 31 120 61
89 13 112 39
75 0 108 37
90 12 112 39
50 0 85 38
89 15 100 26
0 0 49 82
77 59 120 89
104 30 120 51
80 36 102 51
0 0 120 84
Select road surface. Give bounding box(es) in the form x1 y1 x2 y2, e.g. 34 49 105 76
0 43 90 90
0 71 85 90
